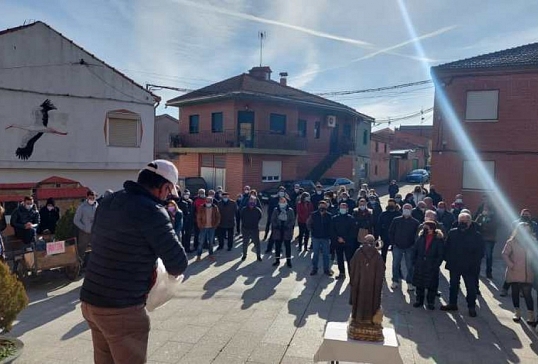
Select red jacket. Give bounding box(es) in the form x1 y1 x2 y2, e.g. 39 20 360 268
297 201 314 224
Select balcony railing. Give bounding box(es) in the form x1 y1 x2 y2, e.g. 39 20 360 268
170 129 308 151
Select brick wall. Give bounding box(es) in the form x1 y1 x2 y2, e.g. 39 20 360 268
370 140 390 183
323 155 353 180
225 154 244 196
174 154 199 177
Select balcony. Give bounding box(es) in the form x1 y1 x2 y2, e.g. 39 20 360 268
169 130 308 155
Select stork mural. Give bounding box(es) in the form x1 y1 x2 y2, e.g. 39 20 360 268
5 99 67 160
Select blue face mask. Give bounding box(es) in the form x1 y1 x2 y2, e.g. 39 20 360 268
279 203 287 209
222 197 229 202
339 208 348 215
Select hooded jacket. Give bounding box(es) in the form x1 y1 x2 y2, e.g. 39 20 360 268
74 200 98 234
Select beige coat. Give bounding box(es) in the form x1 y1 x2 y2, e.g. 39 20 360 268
502 238 534 284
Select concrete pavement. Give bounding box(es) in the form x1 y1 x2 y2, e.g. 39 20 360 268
7 184 538 363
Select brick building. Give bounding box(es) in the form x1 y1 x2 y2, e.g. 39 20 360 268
166 67 374 194
369 132 391 184
431 42 538 213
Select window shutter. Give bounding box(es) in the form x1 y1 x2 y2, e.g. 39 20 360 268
108 118 139 147
465 90 499 120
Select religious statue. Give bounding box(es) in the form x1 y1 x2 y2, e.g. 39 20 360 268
348 234 385 342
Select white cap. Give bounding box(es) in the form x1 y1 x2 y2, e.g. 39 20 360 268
141 160 179 197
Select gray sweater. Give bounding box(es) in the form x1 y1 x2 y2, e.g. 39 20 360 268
74 200 98 234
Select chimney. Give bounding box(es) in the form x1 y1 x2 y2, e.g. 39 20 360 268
279 72 288 86
248 66 272 81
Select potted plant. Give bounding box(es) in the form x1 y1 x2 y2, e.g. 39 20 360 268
0 260 28 363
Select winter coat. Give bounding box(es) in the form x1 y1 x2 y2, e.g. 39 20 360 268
240 206 262 230
169 210 183 237
307 210 333 239
311 192 325 210
444 226 484 273
178 198 194 229
413 230 445 290
353 208 374 231
297 201 314 224
377 208 402 245
196 205 221 229
331 213 358 246
475 213 497 242
271 206 295 241
11 203 40 236
437 210 455 232
502 238 534 284
388 184 399 198
413 192 426 203
411 208 425 223
388 216 420 249
38 205 60 234
217 199 237 229
427 191 443 206
80 181 188 308
74 200 98 234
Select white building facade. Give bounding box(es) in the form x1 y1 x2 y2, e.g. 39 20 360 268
0 22 157 194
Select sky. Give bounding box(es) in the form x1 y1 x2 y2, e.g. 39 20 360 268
2 0 538 130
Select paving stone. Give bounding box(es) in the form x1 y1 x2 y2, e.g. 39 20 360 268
148 341 193 363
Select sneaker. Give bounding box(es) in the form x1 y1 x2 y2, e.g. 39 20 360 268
257 255 262 262
468 308 477 317
272 260 280 267
440 304 458 311
500 289 508 297
413 302 423 308
241 255 247 261
310 270 318 276
195 256 202 262
390 282 399 290
407 284 416 292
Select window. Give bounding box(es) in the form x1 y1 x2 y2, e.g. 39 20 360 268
269 113 286 134
298 119 307 137
262 161 282 182
363 130 368 145
384 144 387 153
106 110 141 147
314 121 321 139
189 115 199 134
375 142 379 153
211 112 223 133
375 165 378 175
465 90 499 121
463 160 495 190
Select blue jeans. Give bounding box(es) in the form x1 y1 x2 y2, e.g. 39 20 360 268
312 238 330 273
392 246 415 284
483 240 495 275
197 228 215 256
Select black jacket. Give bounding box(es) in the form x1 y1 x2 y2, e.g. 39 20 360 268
10 204 40 232
389 216 419 249
38 206 60 233
311 192 325 210
307 210 333 239
437 210 455 231
388 184 399 198
178 198 194 229
240 206 262 230
331 213 357 245
427 191 443 206
444 225 484 273
411 208 425 223
377 208 402 245
413 230 445 290
80 181 188 308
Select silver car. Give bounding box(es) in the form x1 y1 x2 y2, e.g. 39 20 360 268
319 177 355 196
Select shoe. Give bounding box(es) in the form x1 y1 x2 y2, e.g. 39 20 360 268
390 282 399 290
500 289 508 297
324 270 334 277
468 308 477 317
257 255 262 262
272 259 280 267
208 255 216 262
407 284 416 292
286 260 292 268
304 247 308 252
511 308 521 322
310 270 318 276
216 246 223 251
336 273 345 280
195 256 202 262
440 304 458 311
526 310 534 325
241 255 247 261
426 304 435 311
413 302 423 308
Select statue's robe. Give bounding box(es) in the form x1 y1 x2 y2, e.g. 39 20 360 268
349 244 385 322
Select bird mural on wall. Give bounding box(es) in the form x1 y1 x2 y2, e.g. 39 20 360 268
5 99 67 160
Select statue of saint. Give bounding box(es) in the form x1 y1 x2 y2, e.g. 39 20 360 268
348 234 385 342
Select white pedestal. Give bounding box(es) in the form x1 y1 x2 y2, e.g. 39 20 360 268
314 322 403 364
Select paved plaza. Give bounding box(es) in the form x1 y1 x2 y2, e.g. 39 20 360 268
8 185 538 363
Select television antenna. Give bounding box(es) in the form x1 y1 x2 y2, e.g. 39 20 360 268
258 31 267 66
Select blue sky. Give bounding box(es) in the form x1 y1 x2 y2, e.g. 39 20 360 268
2 0 538 129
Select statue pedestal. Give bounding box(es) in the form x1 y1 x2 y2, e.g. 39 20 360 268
314 322 403 364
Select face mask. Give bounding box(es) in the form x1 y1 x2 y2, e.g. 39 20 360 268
395 198 402 202
222 197 229 202
25 204 33 210
248 202 256 208
205 203 212 208
279 203 287 209
183 194 190 200
359 206 366 211
305 197 311 202
402 209 412 217
244 190 250 194
457 222 468 230
87 199 95 205
47 206 54 211
316 190 322 195
455 199 463 204
294 188 299 192
419 207 426 212
339 208 348 215
370 200 377 205
167 206 176 213
199 194 205 198
278 192 285 197
387 205 395 211
342 198 347 201
437 208 445 213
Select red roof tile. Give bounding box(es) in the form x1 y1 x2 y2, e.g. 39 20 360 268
0 183 35 190
0 194 26 202
38 176 80 185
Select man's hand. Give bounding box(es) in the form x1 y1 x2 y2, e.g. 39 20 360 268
337 237 345 244
24 222 33 229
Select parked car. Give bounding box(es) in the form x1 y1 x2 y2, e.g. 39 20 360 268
258 179 316 203
405 169 430 183
178 176 208 194
318 177 355 195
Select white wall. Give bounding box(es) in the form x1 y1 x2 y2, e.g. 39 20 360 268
0 22 155 171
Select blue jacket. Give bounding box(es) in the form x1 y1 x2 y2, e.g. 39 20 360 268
80 181 188 308
307 210 333 239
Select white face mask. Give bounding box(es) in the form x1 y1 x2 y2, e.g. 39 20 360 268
402 209 412 217
359 206 366 211
88 199 96 205
455 199 463 204
47 206 54 211
183 194 190 200
205 203 212 208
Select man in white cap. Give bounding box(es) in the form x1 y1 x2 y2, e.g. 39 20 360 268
80 160 188 364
